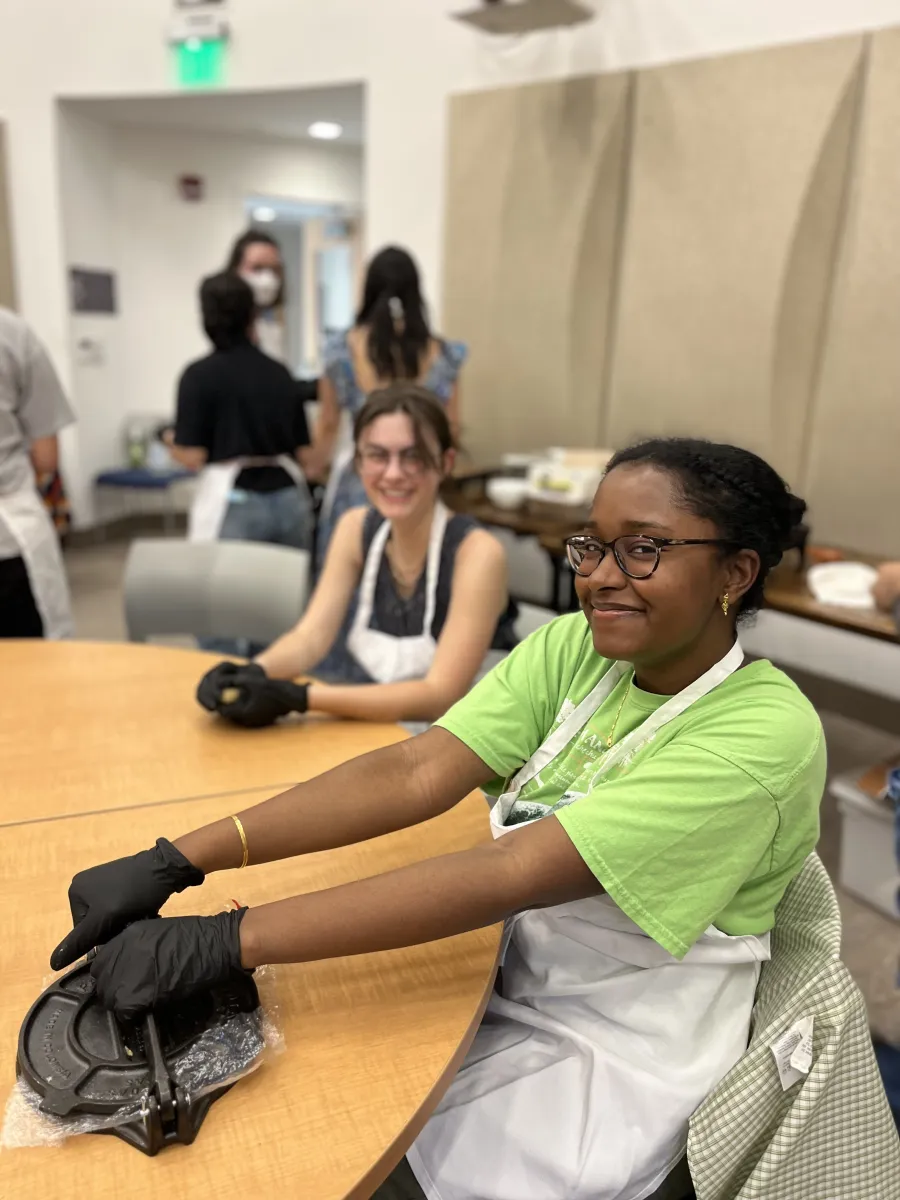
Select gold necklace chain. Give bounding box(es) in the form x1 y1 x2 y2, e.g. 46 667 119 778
605 676 632 749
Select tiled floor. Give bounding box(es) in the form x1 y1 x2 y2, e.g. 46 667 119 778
63 537 900 1041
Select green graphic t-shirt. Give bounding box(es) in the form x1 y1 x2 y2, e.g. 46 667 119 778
436 613 825 959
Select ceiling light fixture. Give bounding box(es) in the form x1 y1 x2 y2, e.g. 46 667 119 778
308 121 343 140
252 206 277 223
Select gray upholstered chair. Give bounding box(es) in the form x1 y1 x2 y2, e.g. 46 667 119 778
123 538 311 645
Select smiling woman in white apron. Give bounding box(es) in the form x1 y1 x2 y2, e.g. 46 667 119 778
195 383 513 728
0 308 74 640
51 438 825 1200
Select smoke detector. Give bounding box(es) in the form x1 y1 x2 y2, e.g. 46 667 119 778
453 0 594 35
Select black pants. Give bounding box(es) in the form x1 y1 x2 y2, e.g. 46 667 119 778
369 1158 426 1200
0 555 44 637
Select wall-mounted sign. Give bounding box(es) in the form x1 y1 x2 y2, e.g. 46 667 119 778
69 268 117 315
170 1 229 89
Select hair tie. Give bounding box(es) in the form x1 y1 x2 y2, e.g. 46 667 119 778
388 296 403 320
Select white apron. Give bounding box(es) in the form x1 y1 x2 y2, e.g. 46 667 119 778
345 502 448 684
187 455 310 543
0 483 73 639
408 640 771 1200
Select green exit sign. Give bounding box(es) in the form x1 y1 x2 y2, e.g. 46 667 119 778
170 7 229 89
174 37 227 88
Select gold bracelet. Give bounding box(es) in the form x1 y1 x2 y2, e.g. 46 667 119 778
230 814 249 870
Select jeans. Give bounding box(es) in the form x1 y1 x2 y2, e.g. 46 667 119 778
218 485 313 551
200 486 313 658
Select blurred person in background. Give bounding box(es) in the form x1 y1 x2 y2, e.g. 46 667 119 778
225 227 318 409
309 245 467 563
195 384 513 728
171 272 314 550
170 273 315 654
225 229 288 363
0 307 74 639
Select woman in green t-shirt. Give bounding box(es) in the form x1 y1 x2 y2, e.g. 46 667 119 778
49 439 824 1200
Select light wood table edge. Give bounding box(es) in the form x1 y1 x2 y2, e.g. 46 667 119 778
0 780 301 831
348 932 502 1199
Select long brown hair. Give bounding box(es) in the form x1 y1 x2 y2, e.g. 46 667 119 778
353 383 453 473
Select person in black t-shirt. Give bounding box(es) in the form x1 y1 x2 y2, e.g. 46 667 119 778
171 272 313 554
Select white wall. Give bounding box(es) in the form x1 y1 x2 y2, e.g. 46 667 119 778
57 109 124 525
112 124 362 421
2 0 900 518
57 118 362 522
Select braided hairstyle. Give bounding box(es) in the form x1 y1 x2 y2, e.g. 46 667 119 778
605 438 806 619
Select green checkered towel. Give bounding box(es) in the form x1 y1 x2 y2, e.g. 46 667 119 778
688 853 900 1199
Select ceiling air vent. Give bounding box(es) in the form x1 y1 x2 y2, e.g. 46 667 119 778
452 0 594 35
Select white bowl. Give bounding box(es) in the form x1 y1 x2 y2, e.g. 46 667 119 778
486 477 529 510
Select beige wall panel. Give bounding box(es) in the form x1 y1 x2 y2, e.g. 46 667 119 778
443 73 630 464
0 126 16 310
803 30 900 557
606 36 864 477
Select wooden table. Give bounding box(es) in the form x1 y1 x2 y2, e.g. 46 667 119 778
0 788 501 1198
0 642 408 823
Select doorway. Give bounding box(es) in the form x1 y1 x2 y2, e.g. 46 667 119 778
245 195 363 379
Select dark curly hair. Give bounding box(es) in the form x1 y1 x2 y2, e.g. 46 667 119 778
605 438 807 619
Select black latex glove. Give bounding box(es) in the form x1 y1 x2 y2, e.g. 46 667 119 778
220 675 308 729
196 661 308 728
196 660 261 712
50 838 205 972
90 909 250 1021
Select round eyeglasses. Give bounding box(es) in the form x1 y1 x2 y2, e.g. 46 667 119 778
564 534 735 580
356 446 431 477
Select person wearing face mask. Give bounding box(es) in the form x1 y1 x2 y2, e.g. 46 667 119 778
309 245 467 566
193 383 514 728
226 230 287 362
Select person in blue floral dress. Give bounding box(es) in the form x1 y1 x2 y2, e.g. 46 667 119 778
310 246 467 564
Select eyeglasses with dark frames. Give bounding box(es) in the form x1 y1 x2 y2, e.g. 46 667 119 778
564 534 737 580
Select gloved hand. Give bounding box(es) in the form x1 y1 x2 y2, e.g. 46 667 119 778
197 661 308 729
219 678 309 728
50 838 204 972
90 909 250 1021
196 660 260 712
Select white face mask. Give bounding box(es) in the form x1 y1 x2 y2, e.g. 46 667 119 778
242 268 281 309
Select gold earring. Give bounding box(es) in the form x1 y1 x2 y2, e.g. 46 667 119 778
721 594 730 616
